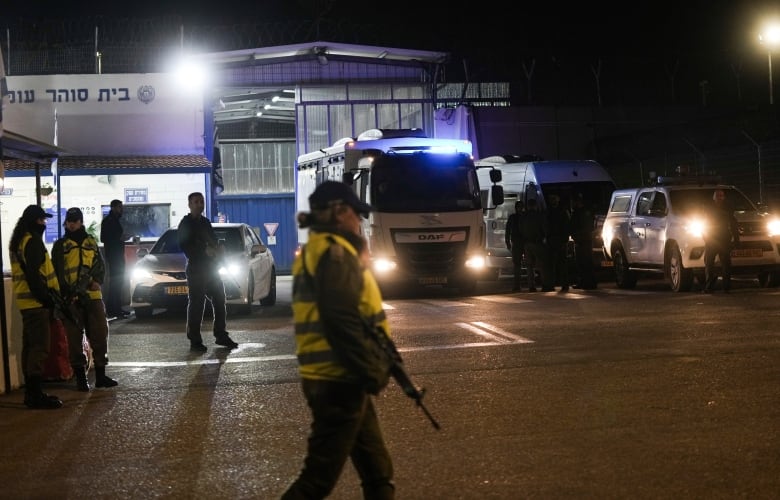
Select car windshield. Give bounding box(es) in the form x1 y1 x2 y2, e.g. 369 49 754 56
151 230 181 254
670 187 756 215
214 228 243 253
150 227 244 255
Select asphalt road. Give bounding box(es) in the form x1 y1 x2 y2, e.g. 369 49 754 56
1 275 778 499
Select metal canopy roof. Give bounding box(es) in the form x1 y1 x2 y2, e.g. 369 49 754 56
190 40 449 67
2 130 67 163
4 155 211 176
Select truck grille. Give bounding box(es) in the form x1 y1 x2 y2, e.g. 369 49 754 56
392 240 468 276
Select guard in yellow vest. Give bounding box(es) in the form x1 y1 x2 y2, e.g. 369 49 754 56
9 205 63 409
282 181 395 500
51 207 118 391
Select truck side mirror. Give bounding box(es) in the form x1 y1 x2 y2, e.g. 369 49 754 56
489 169 502 183
491 185 504 206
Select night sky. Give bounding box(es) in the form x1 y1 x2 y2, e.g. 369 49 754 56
4 0 780 56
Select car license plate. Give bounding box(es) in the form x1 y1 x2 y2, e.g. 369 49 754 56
600 260 614 267
165 285 189 295
731 248 762 258
419 276 447 285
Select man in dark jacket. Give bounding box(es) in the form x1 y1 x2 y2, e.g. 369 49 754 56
570 194 597 289
505 201 526 291
703 189 740 293
546 194 571 292
522 198 552 291
177 192 238 352
100 199 131 318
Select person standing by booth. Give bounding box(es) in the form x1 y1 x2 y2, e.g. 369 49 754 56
52 207 118 391
9 205 63 409
101 199 131 318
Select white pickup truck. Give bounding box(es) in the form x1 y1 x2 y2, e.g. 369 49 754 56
600 176 780 291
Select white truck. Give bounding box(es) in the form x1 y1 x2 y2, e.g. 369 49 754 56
297 128 503 293
475 155 616 280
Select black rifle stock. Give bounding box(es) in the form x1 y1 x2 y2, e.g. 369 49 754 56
371 324 441 430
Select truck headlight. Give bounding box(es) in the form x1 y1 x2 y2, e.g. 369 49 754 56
372 258 397 274
465 255 486 269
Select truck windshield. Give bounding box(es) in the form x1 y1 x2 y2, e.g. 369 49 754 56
370 153 481 212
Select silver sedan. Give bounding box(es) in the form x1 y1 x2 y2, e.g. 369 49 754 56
129 223 276 317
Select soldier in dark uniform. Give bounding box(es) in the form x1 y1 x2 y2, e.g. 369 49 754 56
522 198 553 292
546 194 571 292
703 189 739 293
570 194 597 289
505 201 526 292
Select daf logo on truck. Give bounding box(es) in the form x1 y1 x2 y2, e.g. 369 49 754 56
297 128 503 294
393 231 467 243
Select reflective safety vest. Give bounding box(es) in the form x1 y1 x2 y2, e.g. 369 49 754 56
292 231 389 382
10 233 60 310
58 234 103 300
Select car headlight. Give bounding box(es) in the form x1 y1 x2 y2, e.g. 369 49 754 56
767 218 780 237
218 263 241 277
132 267 152 280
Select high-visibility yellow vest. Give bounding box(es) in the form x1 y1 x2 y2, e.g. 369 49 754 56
292 231 389 382
10 233 60 310
58 234 103 300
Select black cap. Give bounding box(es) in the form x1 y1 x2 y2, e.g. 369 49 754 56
22 205 52 221
309 181 372 216
65 207 83 222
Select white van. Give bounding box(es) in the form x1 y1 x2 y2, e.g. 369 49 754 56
476 156 616 280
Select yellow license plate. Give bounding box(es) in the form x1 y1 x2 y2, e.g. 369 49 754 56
731 248 762 258
165 285 189 295
600 260 614 267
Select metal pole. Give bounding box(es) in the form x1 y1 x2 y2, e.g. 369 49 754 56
769 52 774 105
741 130 763 204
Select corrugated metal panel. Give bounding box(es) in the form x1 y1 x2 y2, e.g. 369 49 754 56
215 193 297 274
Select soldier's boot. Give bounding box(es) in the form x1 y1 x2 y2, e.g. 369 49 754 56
95 366 118 388
24 376 63 409
74 366 91 392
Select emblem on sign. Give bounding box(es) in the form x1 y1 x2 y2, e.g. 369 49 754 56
137 85 156 104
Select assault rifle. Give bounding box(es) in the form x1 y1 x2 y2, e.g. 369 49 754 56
371 324 441 430
48 288 76 324
65 267 94 305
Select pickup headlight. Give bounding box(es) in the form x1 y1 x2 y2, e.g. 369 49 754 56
601 225 613 247
767 218 780 237
685 217 707 238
